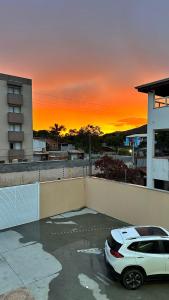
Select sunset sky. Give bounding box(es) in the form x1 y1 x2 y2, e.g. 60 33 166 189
1 0 169 133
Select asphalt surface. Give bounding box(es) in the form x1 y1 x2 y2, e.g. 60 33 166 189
0 208 169 300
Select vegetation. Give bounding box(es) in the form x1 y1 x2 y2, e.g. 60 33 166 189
33 123 147 153
95 155 145 185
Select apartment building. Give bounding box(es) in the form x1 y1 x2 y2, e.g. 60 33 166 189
136 78 169 190
0 73 33 163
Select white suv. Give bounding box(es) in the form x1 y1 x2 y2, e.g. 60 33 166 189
105 225 169 289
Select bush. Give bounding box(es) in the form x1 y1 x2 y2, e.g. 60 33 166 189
95 155 145 185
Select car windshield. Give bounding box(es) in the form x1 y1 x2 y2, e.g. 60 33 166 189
135 226 167 236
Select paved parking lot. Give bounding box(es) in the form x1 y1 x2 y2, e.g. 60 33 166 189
0 208 169 299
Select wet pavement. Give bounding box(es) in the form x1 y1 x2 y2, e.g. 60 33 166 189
0 208 169 299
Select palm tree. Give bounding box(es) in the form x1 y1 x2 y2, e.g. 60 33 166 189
50 124 66 149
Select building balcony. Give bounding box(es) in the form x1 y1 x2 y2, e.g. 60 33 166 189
8 131 24 142
7 93 23 106
154 96 169 109
8 149 24 161
8 112 24 124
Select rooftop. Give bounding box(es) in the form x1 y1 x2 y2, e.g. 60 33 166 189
135 77 169 97
1 208 169 300
0 208 129 300
0 73 32 86
126 133 147 138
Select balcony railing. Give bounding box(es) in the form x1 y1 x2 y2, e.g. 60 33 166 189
8 131 24 142
7 93 23 106
154 96 169 108
8 149 24 161
8 112 24 124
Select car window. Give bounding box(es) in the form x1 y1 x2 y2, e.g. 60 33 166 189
136 227 167 236
162 241 169 253
128 241 161 254
107 235 122 251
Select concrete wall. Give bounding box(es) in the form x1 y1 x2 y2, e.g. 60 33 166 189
40 177 85 219
85 177 169 228
0 159 95 173
0 165 98 187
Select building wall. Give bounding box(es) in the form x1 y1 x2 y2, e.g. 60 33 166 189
0 79 9 161
40 178 85 219
22 83 33 161
147 92 169 188
85 177 169 228
0 74 33 162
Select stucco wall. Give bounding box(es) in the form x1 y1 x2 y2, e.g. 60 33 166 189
85 177 169 228
40 177 85 219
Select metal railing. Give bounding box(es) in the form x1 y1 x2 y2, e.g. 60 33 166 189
154 96 169 108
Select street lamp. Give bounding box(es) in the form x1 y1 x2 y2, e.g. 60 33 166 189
129 145 135 166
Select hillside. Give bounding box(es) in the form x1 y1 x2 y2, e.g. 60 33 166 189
103 124 147 138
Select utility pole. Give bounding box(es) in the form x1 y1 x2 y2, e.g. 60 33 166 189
89 133 92 176
132 141 135 166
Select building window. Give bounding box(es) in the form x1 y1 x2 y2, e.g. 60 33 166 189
8 85 21 95
154 179 169 191
9 124 22 132
155 130 169 157
8 106 21 113
9 142 22 150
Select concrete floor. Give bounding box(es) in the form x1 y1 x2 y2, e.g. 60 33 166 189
0 208 169 300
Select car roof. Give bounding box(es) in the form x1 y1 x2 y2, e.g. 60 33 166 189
111 225 169 244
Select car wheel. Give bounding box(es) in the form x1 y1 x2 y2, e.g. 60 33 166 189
121 268 144 290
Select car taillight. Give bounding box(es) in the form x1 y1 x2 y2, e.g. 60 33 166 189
110 249 124 258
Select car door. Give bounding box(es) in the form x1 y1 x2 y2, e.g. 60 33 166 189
133 240 166 275
161 240 169 274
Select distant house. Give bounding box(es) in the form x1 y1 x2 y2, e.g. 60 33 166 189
33 138 46 152
33 138 49 161
60 143 75 151
68 150 84 160
46 138 58 151
124 134 147 148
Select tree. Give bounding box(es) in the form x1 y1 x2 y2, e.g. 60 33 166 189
76 125 103 153
78 124 103 136
49 124 66 148
95 155 145 185
68 129 78 136
33 130 50 139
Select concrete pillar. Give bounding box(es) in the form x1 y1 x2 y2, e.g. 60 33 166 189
147 91 155 188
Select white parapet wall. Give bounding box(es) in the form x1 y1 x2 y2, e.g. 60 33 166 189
2 177 169 230
85 177 169 229
0 182 39 230
40 177 86 219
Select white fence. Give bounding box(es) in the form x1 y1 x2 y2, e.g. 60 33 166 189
0 183 39 230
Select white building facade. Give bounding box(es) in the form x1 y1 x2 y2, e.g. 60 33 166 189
136 78 169 190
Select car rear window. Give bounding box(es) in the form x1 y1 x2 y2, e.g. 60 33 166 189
135 227 167 236
107 235 122 251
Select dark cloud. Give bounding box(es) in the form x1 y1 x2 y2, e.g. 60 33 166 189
110 117 147 128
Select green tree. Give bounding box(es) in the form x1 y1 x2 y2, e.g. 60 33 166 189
76 124 103 153
49 124 66 148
